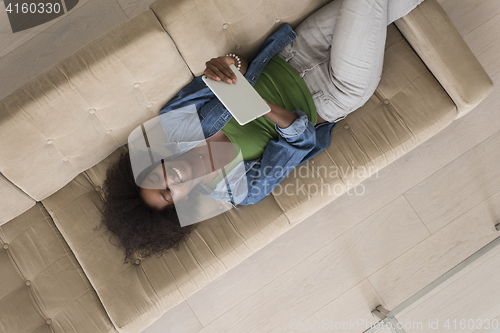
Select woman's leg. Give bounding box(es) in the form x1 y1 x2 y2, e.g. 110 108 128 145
278 0 389 122
328 0 389 120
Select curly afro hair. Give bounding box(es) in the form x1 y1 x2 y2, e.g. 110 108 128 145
95 149 197 264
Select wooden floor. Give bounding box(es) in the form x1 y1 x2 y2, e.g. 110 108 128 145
2 0 500 332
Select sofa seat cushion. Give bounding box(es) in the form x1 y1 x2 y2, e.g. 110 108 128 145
271 24 457 224
0 203 117 333
0 9 193 202
41 155 290 331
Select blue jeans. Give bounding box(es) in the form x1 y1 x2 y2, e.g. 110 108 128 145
277 0 422 122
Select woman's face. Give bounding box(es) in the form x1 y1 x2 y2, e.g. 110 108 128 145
139 156 203 210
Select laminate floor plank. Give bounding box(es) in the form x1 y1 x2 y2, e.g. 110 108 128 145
281 280 389 333
141 301 202 333
436 0 500 37
395 237 500 333
192 196 428 332
463 11 500 78
186 180 410 327
404 130 500 233
369 191 500 310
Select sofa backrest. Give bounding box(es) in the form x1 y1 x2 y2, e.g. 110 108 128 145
150 0 330 76
0 10 193 203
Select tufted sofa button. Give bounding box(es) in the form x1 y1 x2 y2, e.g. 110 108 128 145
134 259 141 265
46 319 52 325
222 23 229 29
63 157 69 162
89 109 96 114
343 124 349 130
275 18 281 24
383 99 390 104
26 280 31 287
105 130 112 135
46 139 53 145
235 45 240 50
134 82 140 88
95 186 101 192
147 102 153 108
3 243 8 250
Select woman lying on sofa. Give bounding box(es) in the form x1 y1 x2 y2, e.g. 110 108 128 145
100 0 424 261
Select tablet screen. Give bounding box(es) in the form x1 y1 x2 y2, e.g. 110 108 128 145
202 64 270 125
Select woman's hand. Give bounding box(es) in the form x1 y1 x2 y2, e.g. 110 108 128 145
204 56 238 84
204 54 249 84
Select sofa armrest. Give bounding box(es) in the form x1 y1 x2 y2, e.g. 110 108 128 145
394 0 494 119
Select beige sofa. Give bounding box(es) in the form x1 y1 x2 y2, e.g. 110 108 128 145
0 0 493 332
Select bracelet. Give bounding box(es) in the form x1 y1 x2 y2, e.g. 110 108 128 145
226 53 242 71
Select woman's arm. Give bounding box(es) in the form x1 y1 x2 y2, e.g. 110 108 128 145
263 100 298 129
204 54 248 83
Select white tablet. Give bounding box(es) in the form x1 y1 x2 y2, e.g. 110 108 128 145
202 64 271 126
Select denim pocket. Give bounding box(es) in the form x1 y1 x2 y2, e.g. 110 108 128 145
318 93 347 122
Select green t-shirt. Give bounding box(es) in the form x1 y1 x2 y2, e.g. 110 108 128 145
220 55 317 161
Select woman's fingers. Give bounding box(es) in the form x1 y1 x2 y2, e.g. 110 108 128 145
204 68 221 82
213 57 237 82
206 64 228 82
205 58 236 84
